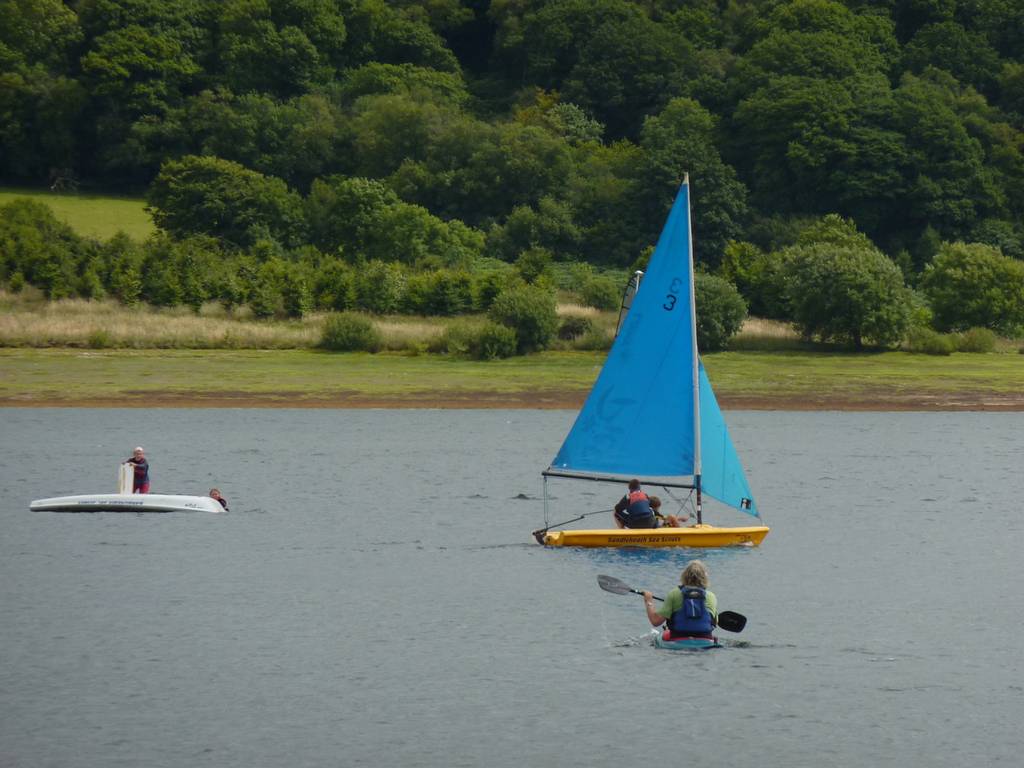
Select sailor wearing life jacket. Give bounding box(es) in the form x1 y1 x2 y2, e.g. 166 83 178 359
642 560 719 639
613 479 656 529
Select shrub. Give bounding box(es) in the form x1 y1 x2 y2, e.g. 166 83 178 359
402 269 474 315
432 320 474 355
313 259 355 311
281 271 312 319
320 312 382 352
956 327 996 353
434 320 518 359
574 326 613 351
744 249 792 319
352 259 406 314
87 330 113 349
695 273 747 351
488 284 559 353
904 327 955 355
473 270 516 311
580 276 620 310
470 322 518 359
515 247 553 284
558 314 593 340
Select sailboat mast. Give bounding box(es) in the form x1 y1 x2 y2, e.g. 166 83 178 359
683 174 703 525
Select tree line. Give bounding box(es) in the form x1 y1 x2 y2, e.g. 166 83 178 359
2 0 1024 348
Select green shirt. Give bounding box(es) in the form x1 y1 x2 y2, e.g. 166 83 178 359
656 587 718 623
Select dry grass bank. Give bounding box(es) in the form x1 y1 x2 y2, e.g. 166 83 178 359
0 291 618 351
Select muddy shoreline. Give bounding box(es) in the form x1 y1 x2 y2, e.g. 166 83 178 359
4 389 1024 410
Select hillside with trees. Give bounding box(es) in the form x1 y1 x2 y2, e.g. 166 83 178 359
2 0 1023 353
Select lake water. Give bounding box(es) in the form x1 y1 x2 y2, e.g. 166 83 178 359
1 408 1022 767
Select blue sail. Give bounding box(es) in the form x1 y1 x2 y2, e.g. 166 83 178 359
699 362 759 517
548 181 759 520
550 184 697 478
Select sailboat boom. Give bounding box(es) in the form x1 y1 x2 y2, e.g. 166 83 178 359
542 469 696 489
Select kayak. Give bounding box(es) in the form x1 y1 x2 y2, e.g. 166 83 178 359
652 630 721 651
30 493 225 514
540 524 769 548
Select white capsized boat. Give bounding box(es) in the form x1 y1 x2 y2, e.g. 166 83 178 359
30 462 224 513
30 493 224 513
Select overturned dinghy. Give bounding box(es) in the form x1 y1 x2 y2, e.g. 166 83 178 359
31 461 224 513
30 493 224 514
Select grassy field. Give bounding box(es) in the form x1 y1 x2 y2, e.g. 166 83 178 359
0 187 155 240
2 347 1022 409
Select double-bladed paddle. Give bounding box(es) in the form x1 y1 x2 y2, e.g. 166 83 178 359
596 574 747 633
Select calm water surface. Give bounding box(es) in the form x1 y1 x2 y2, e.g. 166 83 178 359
1 408 1022 767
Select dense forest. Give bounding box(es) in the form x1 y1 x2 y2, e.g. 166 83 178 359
2 0 1024 350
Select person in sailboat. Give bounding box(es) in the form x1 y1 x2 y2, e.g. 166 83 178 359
124 446 150 494
613 479 657 529
642 560 717 639
650 495 688 528
209 488 228 511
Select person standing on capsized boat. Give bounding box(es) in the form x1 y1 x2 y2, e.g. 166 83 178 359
613 479 656 528
124 446 150 494
642 560 718 639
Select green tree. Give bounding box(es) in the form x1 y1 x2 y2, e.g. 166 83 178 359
903 22 1002 94
0 198 82 298
921 242 1024 334
892 70 998 240
0 0 82 70
565 139 645 265
214 0 348 97
148 155 307 248
636 98 748 269
337 62 470 105
140 236 184 307
783 243 912 348
339 0 459 72
695 272 747 352
306 175 483 264
0 67 86 180
487 197 582 262
352 259 406 313
347 93 450 179
101 232 144 305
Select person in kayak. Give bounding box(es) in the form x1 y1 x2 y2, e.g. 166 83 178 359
125 446 150 494
642 560 718 639
613 479 656 528
209 488 228 511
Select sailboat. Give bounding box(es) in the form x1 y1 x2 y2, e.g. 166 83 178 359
535 176 769 548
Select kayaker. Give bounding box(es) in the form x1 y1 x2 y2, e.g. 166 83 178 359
209 488 228 511
613 479 656 529
124 446 150 494
642 560 718 639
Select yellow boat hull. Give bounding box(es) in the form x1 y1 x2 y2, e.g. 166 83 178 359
541 524 769 548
